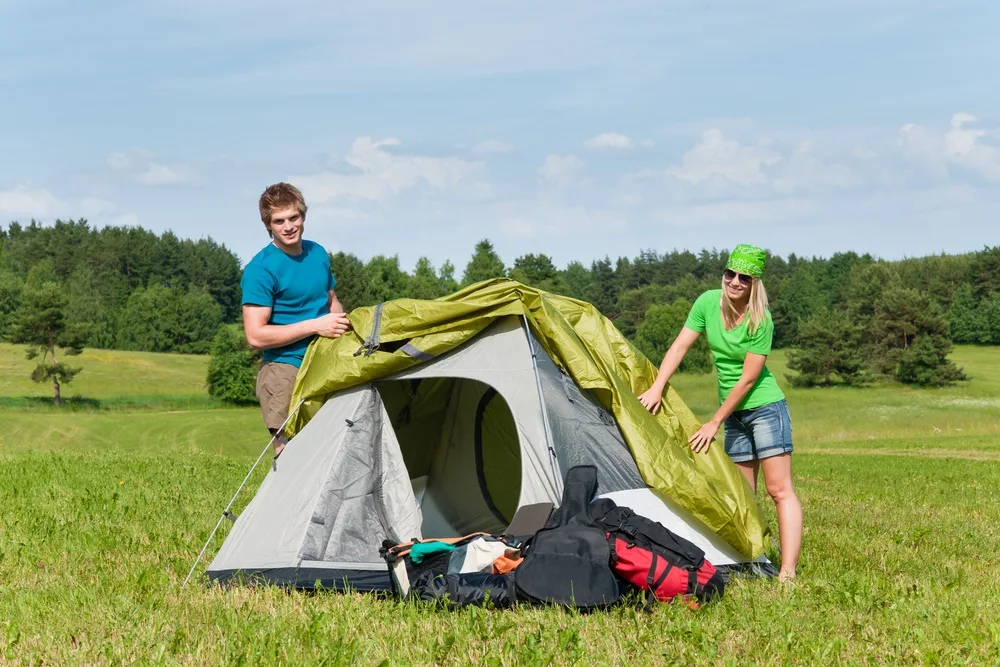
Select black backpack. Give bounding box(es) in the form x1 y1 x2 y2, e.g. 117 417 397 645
513 465 621 609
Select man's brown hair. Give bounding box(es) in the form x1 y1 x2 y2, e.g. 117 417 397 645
258 183 308 234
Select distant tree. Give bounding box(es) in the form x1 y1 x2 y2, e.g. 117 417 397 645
968 245 1000 298
770 263 822 348
845 262 901 369
116 285 178 353
438 260 459 295
0 270 23 341
949 283 989 344
561 261 594 302
328 252 375 312
24 258 60 291
461 239 506 286
980 293 1000 345
175 289 225 354
11 282 88 405
870 286 965 386
206 324 260 404
509 253 569 294
896 336 967 386
589 257 619 318
614 285 669 339
820 251 871 310
406 257 445 300
785 308 869 386
634 299 712 373
366 255 409 303
115 285 222 353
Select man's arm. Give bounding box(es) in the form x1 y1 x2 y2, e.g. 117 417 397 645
243 304 350 351
328 290 347 315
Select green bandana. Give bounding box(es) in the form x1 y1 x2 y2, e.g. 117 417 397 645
726 244 766 278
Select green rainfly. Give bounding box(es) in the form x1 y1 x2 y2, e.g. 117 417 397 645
288 278 770 560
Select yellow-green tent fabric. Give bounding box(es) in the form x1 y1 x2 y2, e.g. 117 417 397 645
288 278 769 559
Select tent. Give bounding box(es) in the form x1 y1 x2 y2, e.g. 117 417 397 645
206 280 774 589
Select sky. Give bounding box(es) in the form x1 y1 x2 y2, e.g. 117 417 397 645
2 0 999 272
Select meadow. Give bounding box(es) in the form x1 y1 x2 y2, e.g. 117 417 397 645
1 344 999 664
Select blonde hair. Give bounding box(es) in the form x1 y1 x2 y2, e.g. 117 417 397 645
721 276 770 335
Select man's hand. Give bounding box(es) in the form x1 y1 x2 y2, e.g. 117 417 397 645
688 421 720 454
313 313 352 338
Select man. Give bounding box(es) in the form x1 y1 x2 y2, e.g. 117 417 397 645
241 182 351 458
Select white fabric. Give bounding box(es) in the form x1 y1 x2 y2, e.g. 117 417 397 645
449 538 510 574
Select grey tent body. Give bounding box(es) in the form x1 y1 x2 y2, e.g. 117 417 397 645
207 316 773 589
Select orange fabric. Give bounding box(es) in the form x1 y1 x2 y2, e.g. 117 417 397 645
492 552 524 575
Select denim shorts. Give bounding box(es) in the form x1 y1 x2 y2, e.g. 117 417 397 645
723 399 793 463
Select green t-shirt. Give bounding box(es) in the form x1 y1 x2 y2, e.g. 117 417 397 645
683 289 785 411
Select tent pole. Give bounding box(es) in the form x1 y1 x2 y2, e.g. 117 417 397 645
182 398 306 588
521 316 563 497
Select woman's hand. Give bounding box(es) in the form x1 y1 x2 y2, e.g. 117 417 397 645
688 421 720 454
637 386 664 415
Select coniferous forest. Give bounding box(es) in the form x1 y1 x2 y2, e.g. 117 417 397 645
3 220 999 398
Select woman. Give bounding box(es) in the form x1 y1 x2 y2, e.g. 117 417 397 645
637 244 802 581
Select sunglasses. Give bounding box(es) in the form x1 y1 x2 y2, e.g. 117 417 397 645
723 269 754 287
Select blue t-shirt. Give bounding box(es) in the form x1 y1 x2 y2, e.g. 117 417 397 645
241 240 337 367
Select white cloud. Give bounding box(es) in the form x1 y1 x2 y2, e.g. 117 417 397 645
944 113 1000 182
771 141 856 193
136 163 192 185
665 129 781 186
294 137 478 203
106 152 132 170
494 201 627 241
80 196 119 216
0 186 134 224
583 132 652 150
538 154 584 185
0 184 64 218
655 198 814 228
471 139 514 155
897 112 1000 183
106 150 195 185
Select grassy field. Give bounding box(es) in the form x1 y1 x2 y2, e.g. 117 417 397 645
1 344 999 664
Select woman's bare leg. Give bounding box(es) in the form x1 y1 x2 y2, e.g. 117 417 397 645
735 460 760 492
760 453 802 580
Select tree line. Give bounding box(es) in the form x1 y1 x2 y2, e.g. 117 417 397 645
321 240 999 388
0 219 241 354
3 219 997 401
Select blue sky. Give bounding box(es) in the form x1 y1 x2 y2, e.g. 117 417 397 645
2 0 998 271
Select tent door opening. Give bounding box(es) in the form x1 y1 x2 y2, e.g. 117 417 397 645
375 378 523 537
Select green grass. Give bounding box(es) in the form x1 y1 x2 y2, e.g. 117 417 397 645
0 343 216 399
2 343 1000 663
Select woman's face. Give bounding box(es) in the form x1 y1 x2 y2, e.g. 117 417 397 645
723 268 753 301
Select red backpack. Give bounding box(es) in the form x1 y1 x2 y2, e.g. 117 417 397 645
591 501 726 607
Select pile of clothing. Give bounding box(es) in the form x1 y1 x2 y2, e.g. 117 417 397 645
379 466 727 611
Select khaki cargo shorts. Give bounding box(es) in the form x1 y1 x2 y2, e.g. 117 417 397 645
255 361 299 432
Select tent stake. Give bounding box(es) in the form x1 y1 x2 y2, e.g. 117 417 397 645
182 399 305 587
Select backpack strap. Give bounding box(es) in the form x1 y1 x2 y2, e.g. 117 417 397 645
687 568 699 596
651 560 673 592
